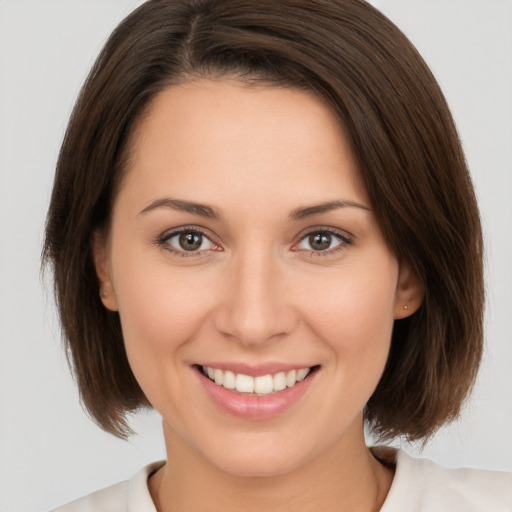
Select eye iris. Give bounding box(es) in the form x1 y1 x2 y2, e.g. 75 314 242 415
309 233 331 251
179 232 202 251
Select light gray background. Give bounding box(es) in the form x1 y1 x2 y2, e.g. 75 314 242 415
0 1 511 510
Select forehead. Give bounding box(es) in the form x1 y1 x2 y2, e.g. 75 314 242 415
119 79 368 213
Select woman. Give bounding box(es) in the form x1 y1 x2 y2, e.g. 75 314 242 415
43 0 511 510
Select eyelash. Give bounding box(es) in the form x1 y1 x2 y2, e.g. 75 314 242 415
156 226 353 258
294 227 352 257
156 226 219 258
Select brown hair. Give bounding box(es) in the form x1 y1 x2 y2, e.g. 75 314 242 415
43 0 484 440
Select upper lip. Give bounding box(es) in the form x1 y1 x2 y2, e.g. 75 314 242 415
195 362 317 377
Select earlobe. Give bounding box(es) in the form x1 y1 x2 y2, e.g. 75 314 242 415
91 230 119 311
394 261 424 319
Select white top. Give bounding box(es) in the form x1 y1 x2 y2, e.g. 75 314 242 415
51 449 512 511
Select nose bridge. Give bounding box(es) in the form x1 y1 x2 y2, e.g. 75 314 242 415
214 242 296 345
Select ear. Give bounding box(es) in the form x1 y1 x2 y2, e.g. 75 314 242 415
394 261 424 319
91 230 119 311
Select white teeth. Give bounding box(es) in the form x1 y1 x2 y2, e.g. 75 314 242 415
236 373 254 393
296 368 309 381
254 374 273 394
214 368 223 385
286 369 297 387
223 370 236 389
202 365 313 395
273 371 287 391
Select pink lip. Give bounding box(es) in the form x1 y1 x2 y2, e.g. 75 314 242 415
195 365 317 420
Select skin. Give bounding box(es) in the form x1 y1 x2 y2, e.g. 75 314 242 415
93 79 423 511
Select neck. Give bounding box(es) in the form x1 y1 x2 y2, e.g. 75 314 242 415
149 420 394 512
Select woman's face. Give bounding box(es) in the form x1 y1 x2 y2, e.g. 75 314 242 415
95 79 419 476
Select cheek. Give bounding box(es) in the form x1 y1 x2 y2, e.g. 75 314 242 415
300 258 398 382
306 262 397 337
118 269 214 345
109 247 218 385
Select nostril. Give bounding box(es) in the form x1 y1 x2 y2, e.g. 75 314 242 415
212 304 299 346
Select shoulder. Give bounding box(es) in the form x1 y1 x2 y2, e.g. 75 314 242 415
50 480 128 512
378 448 512 512
50 461 164 512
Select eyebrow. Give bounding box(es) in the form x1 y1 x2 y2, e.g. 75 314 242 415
288 200 371 220
139 198 222 219
139 197 370 220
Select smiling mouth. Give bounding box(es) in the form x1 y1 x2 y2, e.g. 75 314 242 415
200 365 319 396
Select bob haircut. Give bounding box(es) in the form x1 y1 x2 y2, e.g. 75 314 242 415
43 0 483 441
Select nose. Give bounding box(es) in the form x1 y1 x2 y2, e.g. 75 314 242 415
213 247 298 347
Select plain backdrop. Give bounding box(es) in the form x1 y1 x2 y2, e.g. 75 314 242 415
0 1 511 510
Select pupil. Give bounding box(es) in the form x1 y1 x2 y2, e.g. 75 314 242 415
310 233 331 250
179 232 202 251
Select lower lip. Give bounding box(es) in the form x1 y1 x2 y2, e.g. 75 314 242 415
196 367 316 420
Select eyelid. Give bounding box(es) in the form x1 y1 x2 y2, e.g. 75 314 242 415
154 224 354 258
157 225 221 257
292 226 354 255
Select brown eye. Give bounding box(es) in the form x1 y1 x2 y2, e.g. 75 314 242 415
296 230 347 254
309 233 332 251
179 232 203 251
163 229 216 254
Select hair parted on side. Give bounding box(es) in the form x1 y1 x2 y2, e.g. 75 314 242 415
43 0 484 441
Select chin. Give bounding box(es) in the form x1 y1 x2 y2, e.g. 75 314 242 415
198 431 313 478
212 453 303 478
